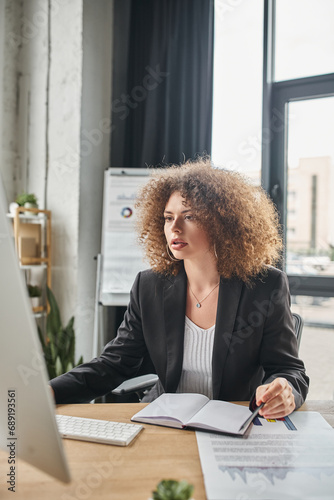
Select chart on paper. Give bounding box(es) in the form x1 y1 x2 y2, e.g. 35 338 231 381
196 411 334 500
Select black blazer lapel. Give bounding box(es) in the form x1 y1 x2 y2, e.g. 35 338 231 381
163 269 187 392
212 279 243 399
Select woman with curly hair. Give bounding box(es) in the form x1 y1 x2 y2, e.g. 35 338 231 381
51 158 309 418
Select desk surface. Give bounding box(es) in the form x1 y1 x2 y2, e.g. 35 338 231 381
1 400 333 500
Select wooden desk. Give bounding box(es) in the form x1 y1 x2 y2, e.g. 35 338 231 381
1 401 333 500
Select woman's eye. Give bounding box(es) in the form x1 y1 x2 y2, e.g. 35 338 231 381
164 216 173 222
185 215 194 221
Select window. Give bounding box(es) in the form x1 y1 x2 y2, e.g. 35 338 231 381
262 0 334 292
212 0 263 183
286 97 334 277
275 0 334 81
291 296 334 399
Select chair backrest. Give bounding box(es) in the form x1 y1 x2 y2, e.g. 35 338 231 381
292 312 303 351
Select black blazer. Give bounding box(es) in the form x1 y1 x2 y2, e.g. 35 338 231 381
51 266 309 407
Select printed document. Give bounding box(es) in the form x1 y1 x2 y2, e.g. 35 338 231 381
196 411 334 499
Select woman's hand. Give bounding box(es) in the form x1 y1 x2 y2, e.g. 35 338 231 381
255 377 295 418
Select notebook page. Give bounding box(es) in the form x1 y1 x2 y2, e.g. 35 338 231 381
132 393 209 426
187 400 252 434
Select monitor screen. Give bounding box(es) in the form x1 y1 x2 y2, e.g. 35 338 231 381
0 176 71 484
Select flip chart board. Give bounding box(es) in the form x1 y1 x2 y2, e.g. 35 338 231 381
99 168 150 306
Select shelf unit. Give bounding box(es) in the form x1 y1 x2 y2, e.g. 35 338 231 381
9 206 52 316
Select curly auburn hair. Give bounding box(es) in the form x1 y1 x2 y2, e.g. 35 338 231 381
135 158 283 283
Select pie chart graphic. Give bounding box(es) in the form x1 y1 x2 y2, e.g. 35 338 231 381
121 207 133 218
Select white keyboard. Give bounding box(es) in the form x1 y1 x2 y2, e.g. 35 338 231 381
56 414 143 446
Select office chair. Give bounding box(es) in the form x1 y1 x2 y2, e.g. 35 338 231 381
111 373 159 401
111 313 304 401
292 312 303 351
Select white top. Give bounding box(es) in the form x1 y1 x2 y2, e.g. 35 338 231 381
176 316 215 399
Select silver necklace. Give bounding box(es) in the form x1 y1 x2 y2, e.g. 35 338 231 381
188 282 220 308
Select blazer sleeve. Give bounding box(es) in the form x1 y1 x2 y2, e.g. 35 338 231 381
50 272 149 403
257 271 309 409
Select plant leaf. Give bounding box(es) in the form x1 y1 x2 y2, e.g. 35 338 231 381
37 288 83 379
64 317 75 364
37 325 46 349
46 287 62 339
152 480 194 500
76 356 84 366
56 327 66 354
55 356 62 377
66 361 73 373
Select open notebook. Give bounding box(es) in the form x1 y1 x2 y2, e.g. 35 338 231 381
132 393 260 436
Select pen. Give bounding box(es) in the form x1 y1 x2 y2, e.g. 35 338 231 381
238 402 265 432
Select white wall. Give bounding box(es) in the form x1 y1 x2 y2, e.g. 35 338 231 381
19 0 49 207
0 0 22 203
0 0 113 363
76 0 112 360
46 0 83 351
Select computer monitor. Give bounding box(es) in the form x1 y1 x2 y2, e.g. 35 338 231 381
0 176 71 483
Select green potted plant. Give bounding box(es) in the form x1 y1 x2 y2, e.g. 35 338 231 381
151 480 194 500
37 287 83 379
27 284 42 308
15 192 38 207
15 192 39 215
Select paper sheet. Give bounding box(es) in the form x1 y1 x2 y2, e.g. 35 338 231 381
196 411 334 499
101 174 149 297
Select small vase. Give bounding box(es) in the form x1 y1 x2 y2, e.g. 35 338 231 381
24 202 38 215
9 202 19 215
30 297 40 309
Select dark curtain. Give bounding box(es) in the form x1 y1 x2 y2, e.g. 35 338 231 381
110 0 214 168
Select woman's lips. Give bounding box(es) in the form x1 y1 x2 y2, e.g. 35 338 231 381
171 240 188 250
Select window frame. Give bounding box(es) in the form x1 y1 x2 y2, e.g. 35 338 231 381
262 0 334 298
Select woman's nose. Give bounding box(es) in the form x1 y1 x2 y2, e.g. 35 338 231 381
171 217 182 232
